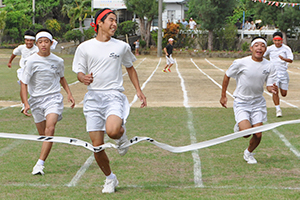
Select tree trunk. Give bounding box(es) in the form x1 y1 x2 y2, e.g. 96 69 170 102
282 31 287 45
145 20 152 48
208 30 213 51
79 20 84 42
139 17 146 41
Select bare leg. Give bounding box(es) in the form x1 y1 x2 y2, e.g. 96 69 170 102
239 120 262 152
272 92 280 106
35 113 58 161
105 115 124 139
89 131 111 176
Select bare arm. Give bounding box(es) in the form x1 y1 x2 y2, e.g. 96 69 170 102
220 74 230 108
8 54 17 68
60 77 75 108
20 82 32 116
267 83 278 95
77 72 93 86
126 66 147 108
163 47 168 57
278 55 293 63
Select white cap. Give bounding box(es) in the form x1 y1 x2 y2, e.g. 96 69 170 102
168 38 174 41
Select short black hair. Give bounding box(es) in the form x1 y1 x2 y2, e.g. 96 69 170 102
36 28 53 37
251 36 266 43
94 8 116 33
273 32 283 38
24 30 35 37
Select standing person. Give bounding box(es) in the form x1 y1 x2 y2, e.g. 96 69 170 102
72 8 147 193
264 32 293 117
20 29 75 175
189 18 197 30
220 37 278 164
162 38 174 73
7 30 38 112
234 19 242 29
134 39 140 55
181 19 188 28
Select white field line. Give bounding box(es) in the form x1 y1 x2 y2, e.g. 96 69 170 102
204 58 300 158
175 60 203 187
67 58 159 187
4 182 300 191
78 57 147 105
129 58 161 107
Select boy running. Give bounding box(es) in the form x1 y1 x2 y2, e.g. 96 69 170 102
162 38 174 73
264 32 293 117
220 37 278 164
72 8 147 193
21 29 75 175
8 30 38 112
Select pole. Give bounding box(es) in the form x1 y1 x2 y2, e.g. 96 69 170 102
157 0 162 57
32 0 35 24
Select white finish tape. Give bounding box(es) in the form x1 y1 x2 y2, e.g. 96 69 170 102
0 119 299 153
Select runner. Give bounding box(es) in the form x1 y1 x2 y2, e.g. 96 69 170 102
162 38 174 73
72 8 147 193
220 36 278 164
264 32 293 117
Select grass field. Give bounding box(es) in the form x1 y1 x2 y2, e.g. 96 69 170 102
0 49 300 199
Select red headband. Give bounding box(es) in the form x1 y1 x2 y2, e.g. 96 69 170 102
273 36 283 40
90 9 113 32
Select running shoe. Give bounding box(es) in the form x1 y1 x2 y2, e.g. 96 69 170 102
233 123 239 132
276 109 282 117
115 126 129 156
243 150 257 164
32 164 45 175
162 69 167 73
102 177 119 193
168 68 171 72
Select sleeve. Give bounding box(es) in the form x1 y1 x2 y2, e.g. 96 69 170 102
21 59 33 84
225 60 240 79
59 59 65 78
12 45 22 56
286 46 294 60
266 63 277 86
122 43 136 68
72 45 88 74
264 47 270 57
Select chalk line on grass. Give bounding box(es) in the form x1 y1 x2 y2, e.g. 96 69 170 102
176 60 203 187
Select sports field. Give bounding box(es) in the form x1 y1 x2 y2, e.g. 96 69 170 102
0 49 300 199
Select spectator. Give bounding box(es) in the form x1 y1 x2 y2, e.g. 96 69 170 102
234 19 242 29
189 18 197 30
181 19 188 28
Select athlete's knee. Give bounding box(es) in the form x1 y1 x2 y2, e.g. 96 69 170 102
254 132 262 139
106 127 122 139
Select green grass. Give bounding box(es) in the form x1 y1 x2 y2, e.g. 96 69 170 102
0 51 300 199
0 107 300 199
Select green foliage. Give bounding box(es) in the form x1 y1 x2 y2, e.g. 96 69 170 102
83 27 96 40
213 24 239 51
45 19 61 35
241 41 250 52
139 39 146 48
0 11 7 43
63 29 82 44
115 20 138 37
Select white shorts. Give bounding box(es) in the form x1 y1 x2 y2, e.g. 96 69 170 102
166 55 175 65
277 71 289 90
28 93 64 123
83 90 130 132
233 97 267 125
17 68 23 85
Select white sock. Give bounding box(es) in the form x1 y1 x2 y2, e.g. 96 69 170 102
244 149 251 154
275 105 281 111
37 159 45 166
106 172 116 180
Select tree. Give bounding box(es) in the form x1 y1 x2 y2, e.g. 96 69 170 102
0 10 6 44
188 0 237 50
124 0 161 48
247 1 300 44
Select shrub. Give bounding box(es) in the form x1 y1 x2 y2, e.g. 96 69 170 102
64 29 82 44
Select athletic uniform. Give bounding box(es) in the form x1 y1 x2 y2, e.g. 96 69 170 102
264 44 293 90
165 43 174 65
13 44 38 83
21 53 65 123
72 38 135 132
226 56 277 125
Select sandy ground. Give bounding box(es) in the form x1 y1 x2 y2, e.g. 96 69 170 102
1 56 300 110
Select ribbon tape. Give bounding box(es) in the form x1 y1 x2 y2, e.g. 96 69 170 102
0 119 299 153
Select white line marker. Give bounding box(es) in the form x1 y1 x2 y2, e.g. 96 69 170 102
176 60 203 187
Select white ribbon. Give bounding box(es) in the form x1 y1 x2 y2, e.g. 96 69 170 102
24 35 35 40
251 38 267 47
0 119 299 153
35 31 58 49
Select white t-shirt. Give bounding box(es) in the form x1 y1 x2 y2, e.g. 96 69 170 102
264 44 293 72
13 44 39 68
72 38 136 92
189 20 197 29
226 56 277 100
21 53 64 97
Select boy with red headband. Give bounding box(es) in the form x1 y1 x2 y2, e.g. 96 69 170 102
8 30 38 113
264 32 293 117
72 8 147 193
